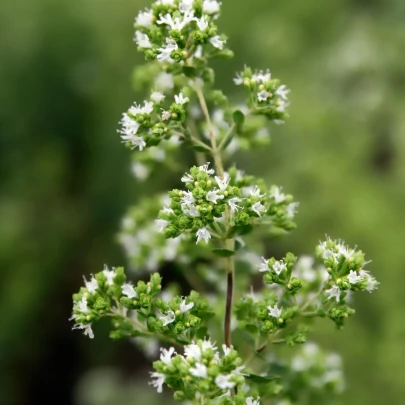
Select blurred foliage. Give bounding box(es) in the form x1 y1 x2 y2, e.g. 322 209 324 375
0 0 404 405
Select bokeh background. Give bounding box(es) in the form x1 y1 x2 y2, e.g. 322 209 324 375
1 0 405 404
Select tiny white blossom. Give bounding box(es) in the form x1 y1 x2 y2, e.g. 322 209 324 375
179 0 194 12
359 270 379 292
156 218 170 232
181 173 194 183
78 296 89 313
161 110 171 121
157 0 175 4
275 84 290 100
233 72 244 85
190 363 208 378
249 186 265 197
159 310 176 326
206 189 224 204
215 175 230 190
258 257 269 272
215 374 235 390
270 186 286 204
268 304 283 318
251 201 266 216
134 31 152 48
150 91 165 103
222 344 232 356
160 347 176 365
122 283 137 298
182 203 200 217
129 101 154 115
149 372 166 393
135 9 154 28
286 202 299 218
179 299 194 313
196 227 211 244
246 398 260 405
199 163 215 174
157 38 178 63
347 270 362 284
210 35 225 49
84 276 98 294
184 342 202 361
201 338 217 351
195 17 209 31
273 260 286 275
228 197 243 213
157 11 194 30
181 191 196 205
203 0 221 14
103 266 116 285
253 69 271 83
155 72 174 90
258 90 270 101
131 162 149 180
73 323 94 339
175 92 190 104
276 99 289 113
326 285 341 302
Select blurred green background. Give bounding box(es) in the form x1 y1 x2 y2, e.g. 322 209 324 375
1 0 404 404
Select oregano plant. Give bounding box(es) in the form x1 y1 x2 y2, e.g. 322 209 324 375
71 1 379 404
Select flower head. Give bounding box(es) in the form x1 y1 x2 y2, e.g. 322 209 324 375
196 227 211 244
326 285 341 302
268 304 283 318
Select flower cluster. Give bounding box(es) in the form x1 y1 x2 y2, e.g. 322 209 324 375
71 267 213 342
151 339 247 402
134 0 228 65
234 66 291 124
157 165 298 244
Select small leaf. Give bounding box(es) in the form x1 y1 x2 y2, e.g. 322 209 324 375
212 248 235 257
246 373 280 384
233 110 245 126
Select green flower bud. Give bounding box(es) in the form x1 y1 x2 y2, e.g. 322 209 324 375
174 322 185 334
287 277 302 294
114 267 126 286
173 391 185 401
261 320 274 332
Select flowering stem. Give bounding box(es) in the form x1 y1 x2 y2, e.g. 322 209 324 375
194 80 225 178
224 238 235 347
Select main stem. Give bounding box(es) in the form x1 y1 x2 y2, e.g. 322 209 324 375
195 80 234 348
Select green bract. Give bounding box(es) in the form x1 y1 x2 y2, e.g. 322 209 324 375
71 1 379 404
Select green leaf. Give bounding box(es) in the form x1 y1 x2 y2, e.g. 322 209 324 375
246 373 280 384
233 110 245 126
212 248 235 257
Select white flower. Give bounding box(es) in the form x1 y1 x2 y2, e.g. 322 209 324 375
157 0 175 4
215 175 230 190
135 9 154 28
273 260 286 275
83 276 98 294
181 173 194 183
203 0 221 14
149 372 166 393
228 197 243 213
122 283 137 298
253 69 271 83
174 92 190 104
201 338 217 351
150 91 165 103
210 35 225 49
182 203 200 217
206 189 224 204
249 186 265 197
326 285 341 302
155 72 174 90
159 310 176 326
131 162 149 180
103 266 116 285
78 296 89 313
268 304 283 318
251 201 266 216
129 101 154 115
246 398 260 405
184 342 202 361
286 202 299 218
294 256 317 283
258 257 269 272
157 38 178 63
179 299 194 313
199 163 215 174
233 72 244 85
347 270 362 284
179 0 194 12
215 374 235 390
157 11 194 31
258 90 270 101
195 16 209 31
270 186 286 204
134 31 152 48
275 84 290 100
222 344 232 356
359 270 379 292
155 219 170 232
196 227 211 244
161 110 171 121
160 347 176 365
190 363 208 378
73 323 94 339
276 99 289 113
